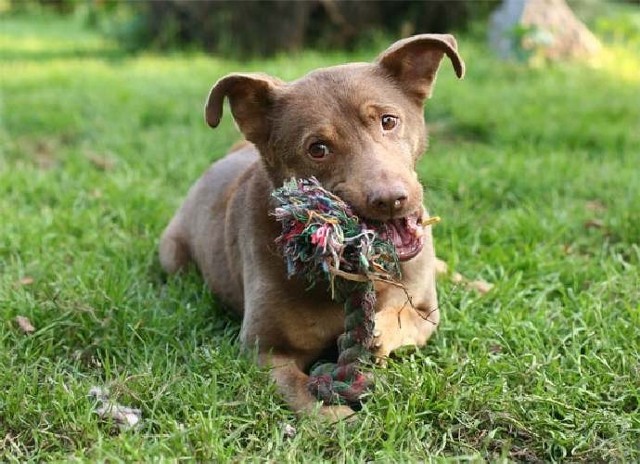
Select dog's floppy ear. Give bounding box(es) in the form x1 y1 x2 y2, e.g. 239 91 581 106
205 73 284 145
376 34 465 102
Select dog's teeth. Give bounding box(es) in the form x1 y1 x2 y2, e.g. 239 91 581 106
373 330 381 338
374 341 382 348
414 226 424 238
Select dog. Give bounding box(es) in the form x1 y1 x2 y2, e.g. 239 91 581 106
160 34 464 420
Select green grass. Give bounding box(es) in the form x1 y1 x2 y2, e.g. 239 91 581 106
1 11 639 462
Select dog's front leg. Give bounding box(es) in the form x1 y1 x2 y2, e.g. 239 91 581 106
259 352 355 422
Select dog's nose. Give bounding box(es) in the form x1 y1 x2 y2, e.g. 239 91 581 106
368 186 409 215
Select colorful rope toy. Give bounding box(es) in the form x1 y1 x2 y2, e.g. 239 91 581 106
272 177 402 406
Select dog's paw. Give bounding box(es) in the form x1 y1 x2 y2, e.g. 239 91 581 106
318 405 357 423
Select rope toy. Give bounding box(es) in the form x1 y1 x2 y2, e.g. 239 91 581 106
272 177 402 406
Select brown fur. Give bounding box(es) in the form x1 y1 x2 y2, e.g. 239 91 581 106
160 34 465 421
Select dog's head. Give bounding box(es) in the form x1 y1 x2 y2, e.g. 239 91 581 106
205 34 464 260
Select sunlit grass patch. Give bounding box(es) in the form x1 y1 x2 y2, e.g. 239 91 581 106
1 11 639 462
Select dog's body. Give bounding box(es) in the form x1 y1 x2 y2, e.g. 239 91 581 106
160 35 464 419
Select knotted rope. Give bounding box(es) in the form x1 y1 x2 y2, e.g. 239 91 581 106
272 177 401 406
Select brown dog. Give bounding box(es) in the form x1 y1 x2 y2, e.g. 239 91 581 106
160 34 464 420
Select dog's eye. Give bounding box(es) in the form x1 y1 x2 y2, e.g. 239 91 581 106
308 142 330 159
381 114 398 131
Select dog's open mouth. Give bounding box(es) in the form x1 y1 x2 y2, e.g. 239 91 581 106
370 211 427 262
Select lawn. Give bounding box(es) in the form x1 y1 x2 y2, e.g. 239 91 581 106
1 10 639 462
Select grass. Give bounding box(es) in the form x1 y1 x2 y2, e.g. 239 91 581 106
1 10 639 462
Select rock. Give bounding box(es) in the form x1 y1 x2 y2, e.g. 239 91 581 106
489 0 601 61
89 386 142 431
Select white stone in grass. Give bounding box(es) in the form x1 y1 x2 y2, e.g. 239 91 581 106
89 386 142 430
282 423 297 439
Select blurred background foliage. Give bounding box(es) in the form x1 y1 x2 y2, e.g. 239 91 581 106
5 0 639 57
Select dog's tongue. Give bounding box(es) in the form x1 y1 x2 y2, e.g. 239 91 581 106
376 215 425 260
386 217 421 246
